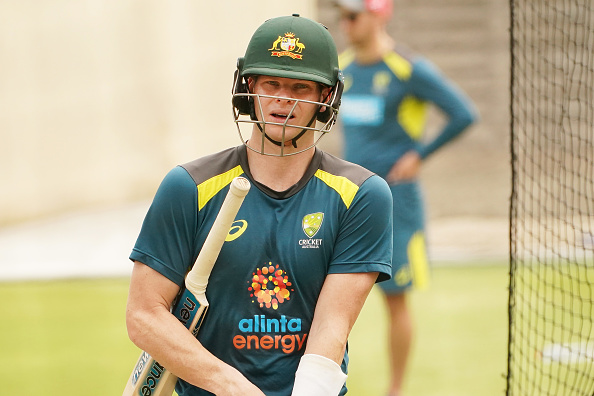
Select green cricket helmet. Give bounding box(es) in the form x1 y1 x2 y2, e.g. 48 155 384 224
232 14 344 156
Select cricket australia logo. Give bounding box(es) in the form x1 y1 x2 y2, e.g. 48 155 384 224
269 32 305 59
299 212 324 249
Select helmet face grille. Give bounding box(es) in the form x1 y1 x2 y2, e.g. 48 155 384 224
231 84 342 157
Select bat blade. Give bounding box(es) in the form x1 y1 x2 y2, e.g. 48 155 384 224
122 176 250 396
122 351 177 396
122 294 208 396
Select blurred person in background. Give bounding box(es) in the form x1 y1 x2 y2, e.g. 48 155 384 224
334 0 479 395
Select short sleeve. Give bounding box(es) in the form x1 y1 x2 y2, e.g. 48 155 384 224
328 175 393 282
129 166 199 285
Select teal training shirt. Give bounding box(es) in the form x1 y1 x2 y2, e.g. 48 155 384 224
130 145 393 395
339 47 478 179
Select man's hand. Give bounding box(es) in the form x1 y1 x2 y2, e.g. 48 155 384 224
386 150 421 183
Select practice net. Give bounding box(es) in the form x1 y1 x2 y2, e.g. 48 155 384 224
507 1 594 395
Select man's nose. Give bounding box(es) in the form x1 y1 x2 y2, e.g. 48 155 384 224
275 86 295 102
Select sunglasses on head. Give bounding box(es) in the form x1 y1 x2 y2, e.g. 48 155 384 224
340 11 360 21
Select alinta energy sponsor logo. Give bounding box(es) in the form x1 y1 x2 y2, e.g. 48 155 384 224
299 212 324 248
233 314 308 355
234 263 307 355
248 262 293 310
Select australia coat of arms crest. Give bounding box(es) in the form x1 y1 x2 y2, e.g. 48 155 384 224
269 32 305 59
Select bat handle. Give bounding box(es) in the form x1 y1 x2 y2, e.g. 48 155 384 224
185 177 250 296
229 176 251 198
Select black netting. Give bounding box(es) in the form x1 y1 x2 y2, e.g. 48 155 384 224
507 1 594 395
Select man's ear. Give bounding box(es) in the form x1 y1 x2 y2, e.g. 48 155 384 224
316 85 334 122
318 86 332 112
247 76 257 92
320 86 332 104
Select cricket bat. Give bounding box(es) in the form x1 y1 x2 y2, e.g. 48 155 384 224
122 176 251 396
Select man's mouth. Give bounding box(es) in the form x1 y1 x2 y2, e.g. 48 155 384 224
271 112 295 122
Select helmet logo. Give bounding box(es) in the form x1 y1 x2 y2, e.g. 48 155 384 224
269 32 305 59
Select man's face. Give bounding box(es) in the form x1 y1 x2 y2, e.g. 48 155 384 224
339 8 375 47
249 76 330 146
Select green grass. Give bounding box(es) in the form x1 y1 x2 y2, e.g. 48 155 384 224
0 264 509 395
346 263 509 396
0 278 138 395
506 261 594 395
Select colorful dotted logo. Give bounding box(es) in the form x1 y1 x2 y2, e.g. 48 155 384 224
248 263 294 310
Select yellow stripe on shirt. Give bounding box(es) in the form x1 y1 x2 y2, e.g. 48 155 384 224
314 169 359 209
338 48 356 69
383 51 413 81
197 165 244 211
398 96 428 141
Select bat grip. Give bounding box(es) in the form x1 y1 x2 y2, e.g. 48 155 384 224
185 177 250 296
